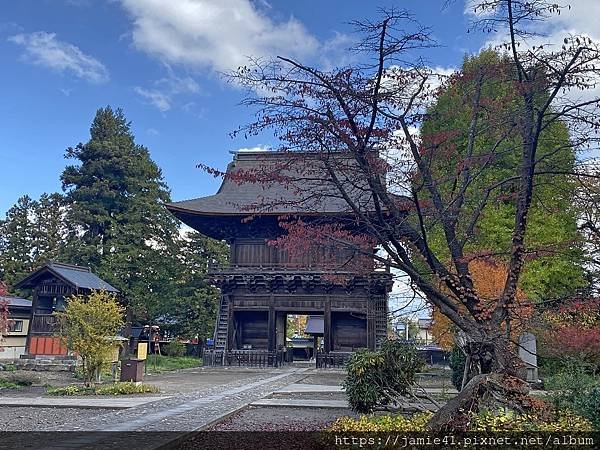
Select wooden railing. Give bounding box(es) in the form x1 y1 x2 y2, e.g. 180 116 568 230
316 351 353 369
209 261 390 273
30 314 58 334
203 349 291 367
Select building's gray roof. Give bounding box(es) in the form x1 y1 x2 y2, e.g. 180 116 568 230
304 315 324 335
418 318 432 329
166 151 383 217
0 296 32 308
15 261 119 293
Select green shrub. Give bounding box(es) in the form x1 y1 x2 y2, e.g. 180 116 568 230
545 362 599 410
47 382 159 396
95 382 160 395
449 345 466 390
343 340 424 413
574 386 600 430
331 408 593 433
47 385 95 396
163 341 186 357
0 380 22 390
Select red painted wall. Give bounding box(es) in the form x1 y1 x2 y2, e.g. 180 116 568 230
28 336 67 355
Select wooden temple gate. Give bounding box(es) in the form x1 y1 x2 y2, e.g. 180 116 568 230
167 151 394 368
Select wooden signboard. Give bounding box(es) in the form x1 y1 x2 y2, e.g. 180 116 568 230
137 342 148 360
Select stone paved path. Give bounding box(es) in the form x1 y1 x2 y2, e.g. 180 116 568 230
0 396 167 409
0 367 310 450
49 367 308 432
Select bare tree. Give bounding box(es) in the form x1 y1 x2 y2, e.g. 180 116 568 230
222 1 600 428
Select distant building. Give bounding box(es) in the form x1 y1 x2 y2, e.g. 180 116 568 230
0 296 32 360
394 317 434 345
14 261 119 357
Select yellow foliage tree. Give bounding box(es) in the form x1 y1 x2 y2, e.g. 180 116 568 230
56 291 125 386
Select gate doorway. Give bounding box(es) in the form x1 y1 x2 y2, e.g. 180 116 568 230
282 313 323 364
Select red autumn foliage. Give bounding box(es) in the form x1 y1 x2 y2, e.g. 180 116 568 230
269 218 378 283
537 298 600 364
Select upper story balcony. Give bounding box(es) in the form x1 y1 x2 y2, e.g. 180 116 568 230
209 238 390 276
208 260 390 275
30 314 58 335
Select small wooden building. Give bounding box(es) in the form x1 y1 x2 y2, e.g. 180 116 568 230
0 296 32 360
167 151 393 367
14 261 119 356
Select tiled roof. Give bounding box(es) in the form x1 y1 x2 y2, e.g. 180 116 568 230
304 315 324 335
0 296 32 308
166 151 382 217
14 261 119 293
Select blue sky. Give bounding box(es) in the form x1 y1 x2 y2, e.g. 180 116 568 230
0 0 479 216
1 0 596 216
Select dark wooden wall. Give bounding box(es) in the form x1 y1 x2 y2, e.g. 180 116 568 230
236 311 268 350
230 238 369 268
331 312 367 351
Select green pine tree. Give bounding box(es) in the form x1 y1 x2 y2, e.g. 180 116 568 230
0 195 36 286
0 193 70 288
161 230 228 340
61 106 181 318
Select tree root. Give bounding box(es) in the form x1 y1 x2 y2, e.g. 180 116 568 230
426 372 535 431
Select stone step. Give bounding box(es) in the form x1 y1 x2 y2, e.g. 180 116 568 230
19 355 77 361
0 396 166 409
250 398 349 409
16 362 76 372
275 384 343 393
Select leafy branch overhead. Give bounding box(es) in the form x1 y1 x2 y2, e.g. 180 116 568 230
224 0 600 429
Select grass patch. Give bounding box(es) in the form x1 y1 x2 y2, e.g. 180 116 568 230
0 372 39 389
0 380 24 390
143 355 202 373
47 381 160 396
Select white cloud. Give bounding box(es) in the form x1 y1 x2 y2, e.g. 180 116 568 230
119 0 320 73
134 86 171 111
146 128 160 136
467 0 600 123
467 0 600 52
135 68 201 112
235 145 270 152
8 31 109 83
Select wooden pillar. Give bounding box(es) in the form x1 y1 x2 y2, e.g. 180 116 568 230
227 295 235 351
324 296 331 353
267 295 275 351
367 299 376 351
25 289 38 354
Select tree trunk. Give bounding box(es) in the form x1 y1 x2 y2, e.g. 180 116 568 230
427 372 530 431
429 332 527 430
459 330 523 385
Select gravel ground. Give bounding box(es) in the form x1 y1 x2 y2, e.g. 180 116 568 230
0 367 309 434
0 406 118 431
208 405 356 431
0 369 76 392
143 366 284 395
297 372 345 386
45 368 309 432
